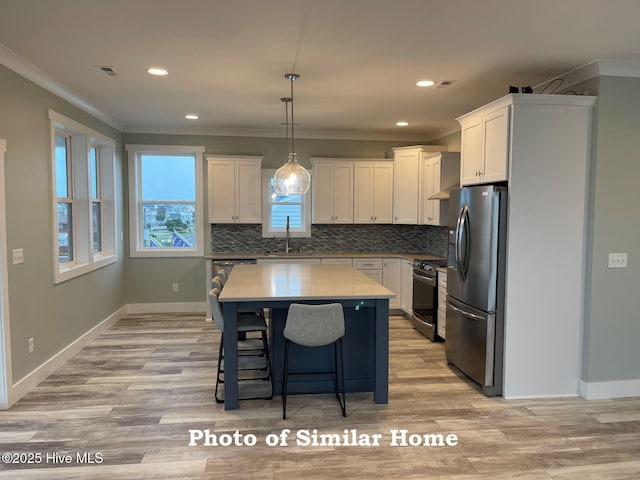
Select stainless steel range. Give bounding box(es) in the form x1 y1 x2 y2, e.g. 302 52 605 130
410 258 447 341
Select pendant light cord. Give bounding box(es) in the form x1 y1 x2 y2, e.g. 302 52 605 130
290 75 295 155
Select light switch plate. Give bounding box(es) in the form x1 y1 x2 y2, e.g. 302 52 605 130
608 253 628 269
12 248 24 264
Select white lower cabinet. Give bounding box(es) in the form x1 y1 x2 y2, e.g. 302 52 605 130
437 269 447 340
353 257 383 285
382 258 401 310
400 259 413 316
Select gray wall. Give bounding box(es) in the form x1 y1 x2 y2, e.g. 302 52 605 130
582 76 640 382
0 65 127 381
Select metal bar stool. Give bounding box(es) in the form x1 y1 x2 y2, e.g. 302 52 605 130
208 288 273 403
282 303 346 419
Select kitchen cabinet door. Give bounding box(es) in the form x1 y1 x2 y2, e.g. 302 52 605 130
207 156 262 223
311 160 353 224
393 149 420 224
422 157 440 225
353 162 374 223
333 162 354 223
460 121 483 185
383 258 401 310
400 259 413 315
207 159 236 223
481 106 510 184
234 161 262 223
353 161 394 224
312 161 334 223
372 162 394 223
458 104 509 186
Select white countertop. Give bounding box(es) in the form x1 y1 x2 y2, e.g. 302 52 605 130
219 263 395 302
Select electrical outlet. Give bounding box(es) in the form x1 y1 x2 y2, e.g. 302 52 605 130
28 337 34 353
608 253 628 269
12 248 24 264
172 283 179 292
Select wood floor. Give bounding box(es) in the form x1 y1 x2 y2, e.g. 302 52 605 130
1 313 640 479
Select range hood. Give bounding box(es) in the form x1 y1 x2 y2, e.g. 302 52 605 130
428 186 457 200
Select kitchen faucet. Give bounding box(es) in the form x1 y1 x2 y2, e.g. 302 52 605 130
285 215 291 254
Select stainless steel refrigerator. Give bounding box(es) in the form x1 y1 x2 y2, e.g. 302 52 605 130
446 185 507 396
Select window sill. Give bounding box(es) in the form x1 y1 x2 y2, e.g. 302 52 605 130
54 254 117 284
129 247 204 258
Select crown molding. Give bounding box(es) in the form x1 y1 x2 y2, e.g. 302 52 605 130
0 42 123 130
121 124 435 142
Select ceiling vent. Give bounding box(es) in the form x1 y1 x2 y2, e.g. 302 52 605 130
97 66 118 77
435 80 453 88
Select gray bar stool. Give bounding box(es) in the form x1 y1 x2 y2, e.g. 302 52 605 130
208 288 273 403
282 303 346 419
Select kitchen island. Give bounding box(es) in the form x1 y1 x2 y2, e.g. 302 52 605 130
218 263 395 410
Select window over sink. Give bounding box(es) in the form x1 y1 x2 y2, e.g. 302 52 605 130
261 169 311 238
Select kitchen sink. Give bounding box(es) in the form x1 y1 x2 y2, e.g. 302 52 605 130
264 251 314 257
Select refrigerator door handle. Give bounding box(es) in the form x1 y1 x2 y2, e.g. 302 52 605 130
455 206 465 282
458 205 469 281
448 301 485 321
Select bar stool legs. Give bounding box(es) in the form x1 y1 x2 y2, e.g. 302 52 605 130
282 336 346 420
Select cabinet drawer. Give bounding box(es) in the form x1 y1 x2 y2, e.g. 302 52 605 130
353 258 383 269
321 258 353 266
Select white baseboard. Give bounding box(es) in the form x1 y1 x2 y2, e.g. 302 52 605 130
579 379 640 399
7 305 127 408
126 302 207 314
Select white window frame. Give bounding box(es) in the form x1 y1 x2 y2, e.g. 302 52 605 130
261 169 311 238
90 145 104 255
49 110 117 284
127 144 205 257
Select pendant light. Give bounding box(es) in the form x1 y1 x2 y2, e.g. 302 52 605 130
273 73 311 195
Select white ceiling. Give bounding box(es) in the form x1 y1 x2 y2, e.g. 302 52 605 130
2 0 640 141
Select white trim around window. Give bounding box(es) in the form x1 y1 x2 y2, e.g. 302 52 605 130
49 110 117 284
261 169 311 238
126 144 205 257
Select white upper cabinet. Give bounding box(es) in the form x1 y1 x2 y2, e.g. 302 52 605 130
420 152 460 226
392 145 446 224
458 103 510 186
311 159 354 224
353 161 394 224
207 155 262 223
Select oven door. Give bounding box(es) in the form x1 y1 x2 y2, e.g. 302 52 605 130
410 270 438 341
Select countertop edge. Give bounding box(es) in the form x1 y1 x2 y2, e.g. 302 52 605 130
206 252 445 262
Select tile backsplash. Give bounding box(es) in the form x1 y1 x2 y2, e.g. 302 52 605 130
211 224 448 257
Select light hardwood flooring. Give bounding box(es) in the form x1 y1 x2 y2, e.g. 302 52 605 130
1 313 640 479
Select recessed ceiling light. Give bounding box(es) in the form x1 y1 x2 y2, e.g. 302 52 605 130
147 67 168 76
185 114 199 120
396 121 409 127
416 80 435 88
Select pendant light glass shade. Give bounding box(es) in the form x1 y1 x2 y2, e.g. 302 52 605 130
273 72 311 195
274 152 311 195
